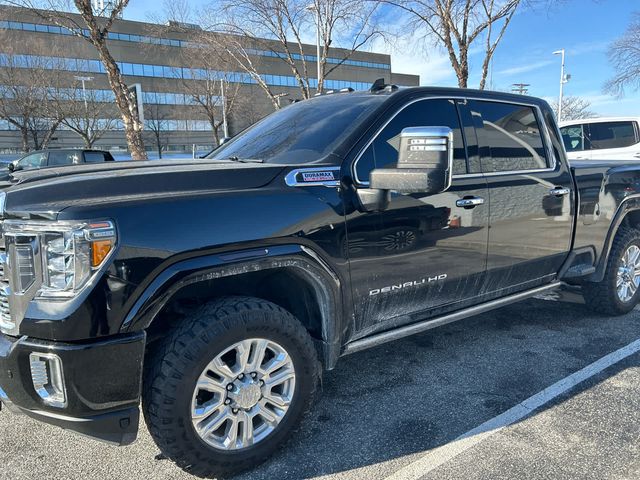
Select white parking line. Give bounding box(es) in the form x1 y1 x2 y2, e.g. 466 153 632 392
384 338 640 480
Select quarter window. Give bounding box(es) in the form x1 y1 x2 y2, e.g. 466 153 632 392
355 98 467 182
468 100 548 173
84 152 106 163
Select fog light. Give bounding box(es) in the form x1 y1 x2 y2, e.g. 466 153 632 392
29 353 66 408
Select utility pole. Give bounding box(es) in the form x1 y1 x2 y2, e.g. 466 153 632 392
306 4 322 94
511 83 530 95
553 49 570 122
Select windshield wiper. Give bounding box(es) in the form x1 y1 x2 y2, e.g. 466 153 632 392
226 156 264 163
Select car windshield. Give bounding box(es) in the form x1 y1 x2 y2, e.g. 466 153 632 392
208 94 386 164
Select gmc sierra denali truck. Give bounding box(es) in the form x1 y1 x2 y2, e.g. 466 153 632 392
1 85 640 477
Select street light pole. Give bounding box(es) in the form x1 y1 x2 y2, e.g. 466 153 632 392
307 4 322 94
553 49 565 122
220 79 229 140
74 75 93 112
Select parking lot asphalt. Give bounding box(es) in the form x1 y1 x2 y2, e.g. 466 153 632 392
1 292 640 480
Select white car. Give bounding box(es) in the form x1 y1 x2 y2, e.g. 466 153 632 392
559 117 640 161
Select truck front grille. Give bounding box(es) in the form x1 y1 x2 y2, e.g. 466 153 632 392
0 223 12 332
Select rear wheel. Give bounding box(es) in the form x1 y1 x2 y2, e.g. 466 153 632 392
143 296 319 477
583 227 640 315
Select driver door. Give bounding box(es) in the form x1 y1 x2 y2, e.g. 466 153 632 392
346 98 490 338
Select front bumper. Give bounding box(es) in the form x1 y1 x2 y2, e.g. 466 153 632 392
0 330 145 445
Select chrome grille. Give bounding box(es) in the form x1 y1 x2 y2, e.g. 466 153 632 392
0 222 12 331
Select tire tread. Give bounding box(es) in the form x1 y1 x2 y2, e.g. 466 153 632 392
142 296 319 478
583 227 640 315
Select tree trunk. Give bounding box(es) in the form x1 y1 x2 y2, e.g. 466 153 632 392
123 118 147 160
20 127 29 153
81 19 147 159
208 116 220 146
154 131 163 158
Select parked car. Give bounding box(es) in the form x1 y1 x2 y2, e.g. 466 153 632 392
3 85 640 477
4 148 115 177
559 117 640 161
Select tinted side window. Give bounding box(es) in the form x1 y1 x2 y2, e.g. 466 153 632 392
560 125 587 152
586 121 638 150
355 98 467 182
17 152 47 169
48 151 80 166
468 100 548 172
84 152 106 163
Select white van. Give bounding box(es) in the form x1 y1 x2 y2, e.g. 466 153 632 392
559 117 640 161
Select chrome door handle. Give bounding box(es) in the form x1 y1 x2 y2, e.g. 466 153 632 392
456 196 485 209
549 187 570 197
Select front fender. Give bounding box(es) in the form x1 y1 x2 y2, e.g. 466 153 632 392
120 244 345 368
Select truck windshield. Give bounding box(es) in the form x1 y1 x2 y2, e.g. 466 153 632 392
207 94 385 164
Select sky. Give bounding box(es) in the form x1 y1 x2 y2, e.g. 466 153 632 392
122 0 639 117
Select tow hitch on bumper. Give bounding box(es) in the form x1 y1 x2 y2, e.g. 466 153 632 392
0 331 145 446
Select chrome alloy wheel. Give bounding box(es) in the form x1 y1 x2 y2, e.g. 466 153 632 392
191 338 296 451
617 244 640 303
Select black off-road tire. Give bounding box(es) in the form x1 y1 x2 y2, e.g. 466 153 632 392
143 296 319 478
583 227 640 315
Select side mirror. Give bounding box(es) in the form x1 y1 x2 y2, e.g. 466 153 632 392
7 163 15 172
370 126 453 194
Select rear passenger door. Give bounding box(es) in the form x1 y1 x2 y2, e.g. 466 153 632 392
465 99 574 294
587 120 640 160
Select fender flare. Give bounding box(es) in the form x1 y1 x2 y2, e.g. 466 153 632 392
119 244 345 368
590 194 640 282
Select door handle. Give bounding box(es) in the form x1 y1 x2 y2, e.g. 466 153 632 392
549 187 570 197
456 196 485 209
633 153 640 159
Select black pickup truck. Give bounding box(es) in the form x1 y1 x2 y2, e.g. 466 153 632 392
1 85 640 477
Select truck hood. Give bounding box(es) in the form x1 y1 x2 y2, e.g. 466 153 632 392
1 160 286 219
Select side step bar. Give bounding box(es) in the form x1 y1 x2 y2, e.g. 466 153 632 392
343 282 563 355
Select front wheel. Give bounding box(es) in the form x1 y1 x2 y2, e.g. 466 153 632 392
143 297 319 478
583 227 640 315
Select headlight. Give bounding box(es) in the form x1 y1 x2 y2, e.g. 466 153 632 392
3 220 116 298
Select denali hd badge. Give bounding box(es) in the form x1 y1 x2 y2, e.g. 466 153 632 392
301 171 336 182
369 274 447 296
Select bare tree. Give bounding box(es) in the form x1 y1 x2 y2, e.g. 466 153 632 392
605 12 640 95
58 85 117 147
0 40 65 151
3 1 148 159
203 0 383 104
144 103 170 159
380 0 522 88
180 44 244 143
550 96 597 122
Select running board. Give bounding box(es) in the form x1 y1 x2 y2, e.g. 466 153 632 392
343 282 564 355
